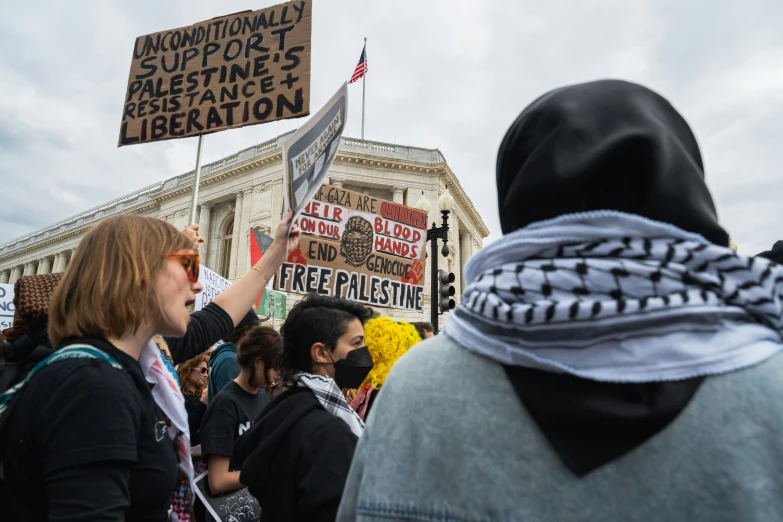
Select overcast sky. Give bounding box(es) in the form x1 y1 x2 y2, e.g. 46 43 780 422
1 0 781 254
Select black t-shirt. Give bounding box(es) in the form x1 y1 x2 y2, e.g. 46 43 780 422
200 381 269 470
184 393 208 446
2 337 179 522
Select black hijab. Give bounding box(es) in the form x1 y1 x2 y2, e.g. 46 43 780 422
497 79 729 245
497 80 726 476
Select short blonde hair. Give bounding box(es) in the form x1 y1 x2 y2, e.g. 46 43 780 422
48 215 193 346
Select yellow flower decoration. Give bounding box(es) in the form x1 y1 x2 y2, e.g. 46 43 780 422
360 317 422 389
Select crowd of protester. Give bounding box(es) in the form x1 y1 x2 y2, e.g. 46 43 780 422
1 79 782 522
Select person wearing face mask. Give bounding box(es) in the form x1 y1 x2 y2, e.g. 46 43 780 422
338 80 783 521
199 324 282 501
233 293 374 522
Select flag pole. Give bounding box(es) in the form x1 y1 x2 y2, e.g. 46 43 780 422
361 37 366 140
187 134 205 224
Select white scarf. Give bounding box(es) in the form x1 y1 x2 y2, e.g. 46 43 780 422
295 373 365 437
139 337 194 522
445 211 783 382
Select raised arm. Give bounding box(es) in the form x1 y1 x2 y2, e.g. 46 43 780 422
212 210 299 325
167 211 299 363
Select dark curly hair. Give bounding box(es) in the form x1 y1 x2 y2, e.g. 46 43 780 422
280 293 373 380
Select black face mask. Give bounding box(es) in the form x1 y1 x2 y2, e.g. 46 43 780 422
328 347 374 390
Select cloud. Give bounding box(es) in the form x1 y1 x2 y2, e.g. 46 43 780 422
1 0 782 256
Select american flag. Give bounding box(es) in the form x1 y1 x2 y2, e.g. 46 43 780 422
349 44 368 84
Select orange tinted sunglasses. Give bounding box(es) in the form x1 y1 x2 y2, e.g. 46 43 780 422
167 249 200 283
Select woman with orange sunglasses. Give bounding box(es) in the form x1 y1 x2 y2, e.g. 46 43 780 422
1 211 298 522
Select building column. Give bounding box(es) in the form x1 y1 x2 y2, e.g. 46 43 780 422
61 250 71 271
52 254 62 273
10 266 22 284
198 203 212 263
330 178 344 188
460 231 472 293
235 189 254 277
41 256 53 274
0 270 9 284
23 263 33 277
392 187 405 205
228 192 245 279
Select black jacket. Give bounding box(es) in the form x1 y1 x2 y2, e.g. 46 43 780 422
183 393 207 446
233 385 358 522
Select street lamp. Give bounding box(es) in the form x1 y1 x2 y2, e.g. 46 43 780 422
415 188 455 334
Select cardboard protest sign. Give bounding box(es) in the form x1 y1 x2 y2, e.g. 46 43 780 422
195 266 231 311
119 0 312 146
282 82 347 226
0 284 14 330
275 185 429 312
194 471 261 522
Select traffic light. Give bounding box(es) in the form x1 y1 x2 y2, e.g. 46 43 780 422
438 269 456 313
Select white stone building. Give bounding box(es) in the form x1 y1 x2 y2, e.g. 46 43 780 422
0 133 488 323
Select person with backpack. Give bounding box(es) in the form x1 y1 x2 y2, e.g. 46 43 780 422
1 210 298 522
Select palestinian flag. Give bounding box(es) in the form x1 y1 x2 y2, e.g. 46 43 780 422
250 228 275 308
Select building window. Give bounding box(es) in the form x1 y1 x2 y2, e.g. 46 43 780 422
218 216 234 278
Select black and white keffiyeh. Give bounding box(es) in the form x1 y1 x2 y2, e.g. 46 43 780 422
445 211 783 382
295 373 364 437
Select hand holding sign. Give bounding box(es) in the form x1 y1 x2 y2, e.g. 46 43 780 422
276 210 301 256
182 224 203 249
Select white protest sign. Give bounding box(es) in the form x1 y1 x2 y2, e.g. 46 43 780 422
0 284 14 330
282 82 347 229
195 266 231 311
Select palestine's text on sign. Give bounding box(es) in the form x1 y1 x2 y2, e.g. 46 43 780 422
275 184 429 312
119 0 312 146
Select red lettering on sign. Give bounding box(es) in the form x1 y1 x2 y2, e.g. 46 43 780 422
300 216 315 233
375 236 416 259
379 201 429 230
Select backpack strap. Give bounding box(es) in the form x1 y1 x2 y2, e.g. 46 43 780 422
0 344 122 418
